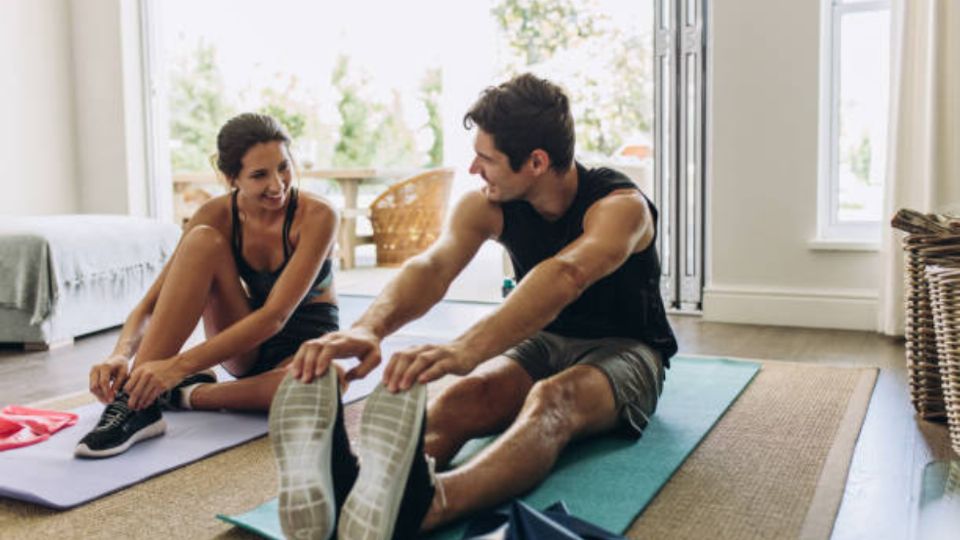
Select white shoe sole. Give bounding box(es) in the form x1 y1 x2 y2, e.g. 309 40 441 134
338 383 427 540
270 371 338 540
73 418 167 458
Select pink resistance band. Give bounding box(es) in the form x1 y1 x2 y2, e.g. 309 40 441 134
0 406 79 451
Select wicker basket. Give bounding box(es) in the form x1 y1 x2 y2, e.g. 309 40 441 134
369 168 454 267
903 234 960 421
927 265 960 454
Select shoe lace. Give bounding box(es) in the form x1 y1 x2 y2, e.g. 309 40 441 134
425 455 447 510
96 399 133 431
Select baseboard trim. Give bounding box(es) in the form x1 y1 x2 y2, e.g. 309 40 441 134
703 285 878 331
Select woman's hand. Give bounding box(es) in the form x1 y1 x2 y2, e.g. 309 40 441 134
88 354 131 404
125 357 188 410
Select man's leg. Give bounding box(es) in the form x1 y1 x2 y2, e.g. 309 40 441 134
424 356 534 467
422 363 619 530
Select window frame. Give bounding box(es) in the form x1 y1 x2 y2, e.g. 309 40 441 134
816 0 890 245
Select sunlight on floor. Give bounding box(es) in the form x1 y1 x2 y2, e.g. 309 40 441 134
335 242 506 304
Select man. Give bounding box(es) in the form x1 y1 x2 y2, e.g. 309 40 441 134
271 73 678 539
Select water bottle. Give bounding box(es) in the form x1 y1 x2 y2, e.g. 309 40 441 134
501 277 516 298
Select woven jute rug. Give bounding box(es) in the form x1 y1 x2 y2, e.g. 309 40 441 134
628 359 877 540
0 360 876 540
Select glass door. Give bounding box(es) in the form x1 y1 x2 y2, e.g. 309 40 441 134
655 0 706 312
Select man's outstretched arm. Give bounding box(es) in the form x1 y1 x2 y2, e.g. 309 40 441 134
384 190 654 391
290 191 500 383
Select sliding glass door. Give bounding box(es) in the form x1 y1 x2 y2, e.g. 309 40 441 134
140 0 706 308
655 0 706 312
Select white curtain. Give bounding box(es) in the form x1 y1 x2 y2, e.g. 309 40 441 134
877 0 960 336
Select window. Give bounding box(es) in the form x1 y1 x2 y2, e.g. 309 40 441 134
143 0 658 226
818 0 891 243
141 0 705 307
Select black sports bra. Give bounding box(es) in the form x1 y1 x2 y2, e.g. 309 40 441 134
231 187 332 308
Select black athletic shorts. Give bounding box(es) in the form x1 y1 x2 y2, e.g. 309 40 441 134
240 302 339 378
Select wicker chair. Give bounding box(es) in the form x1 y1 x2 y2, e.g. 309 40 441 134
369 167 455 266
892 209 960 423
928 265 960 454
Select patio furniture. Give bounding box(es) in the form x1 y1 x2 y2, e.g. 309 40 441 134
300 168 416 270
369 167 455 267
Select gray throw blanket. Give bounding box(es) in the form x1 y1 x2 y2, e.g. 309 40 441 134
0 215 180 325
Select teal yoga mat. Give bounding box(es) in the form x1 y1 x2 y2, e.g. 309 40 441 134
218 356 760 538
915 460 960 540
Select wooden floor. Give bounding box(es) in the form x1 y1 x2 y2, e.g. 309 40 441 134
1 295 956 539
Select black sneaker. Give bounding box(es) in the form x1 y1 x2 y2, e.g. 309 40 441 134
74 393 166 458
337 383 437 540
156 370 217 411
270 370 359 540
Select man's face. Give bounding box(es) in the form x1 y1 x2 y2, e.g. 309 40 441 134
468 130 532 203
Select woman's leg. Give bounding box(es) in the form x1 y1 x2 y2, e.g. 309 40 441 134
189 363 290 411
135 225 254 368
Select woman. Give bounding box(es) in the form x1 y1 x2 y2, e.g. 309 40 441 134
76 113 340 458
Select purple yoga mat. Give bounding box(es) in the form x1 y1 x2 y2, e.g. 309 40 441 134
0 334 439 509
0 404 268 509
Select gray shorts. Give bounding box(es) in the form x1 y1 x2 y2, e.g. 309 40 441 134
504 331 665 437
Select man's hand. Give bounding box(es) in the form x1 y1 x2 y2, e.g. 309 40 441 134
289 327 382 384
382 342 481 392
88 354 131 404
125 357 188 410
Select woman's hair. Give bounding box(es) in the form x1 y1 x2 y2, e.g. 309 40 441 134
463 73 575 172
215 113 292 181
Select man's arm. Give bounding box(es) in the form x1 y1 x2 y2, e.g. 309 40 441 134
385 189 654 391
353 191 500 339
290 190 501 383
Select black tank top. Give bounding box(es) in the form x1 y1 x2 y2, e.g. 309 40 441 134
231 187 332 308
498 163 678 365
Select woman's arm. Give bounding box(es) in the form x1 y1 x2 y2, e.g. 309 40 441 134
123 196 339 410
160 198 338 376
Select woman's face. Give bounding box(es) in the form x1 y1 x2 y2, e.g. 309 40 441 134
232 140 293 211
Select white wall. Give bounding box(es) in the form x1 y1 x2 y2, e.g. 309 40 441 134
704 0 880 330
0 0 79 216
70 0 149 216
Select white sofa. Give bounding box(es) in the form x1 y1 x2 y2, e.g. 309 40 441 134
0 215 180 349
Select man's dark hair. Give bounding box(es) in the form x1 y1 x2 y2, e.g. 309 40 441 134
463 73 575 172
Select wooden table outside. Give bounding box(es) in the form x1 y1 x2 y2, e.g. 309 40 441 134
172 168 417 270
300 168 416 269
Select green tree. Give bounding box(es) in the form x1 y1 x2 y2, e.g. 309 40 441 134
419 68 444 167
372 91 419 167
492 0 601 68
259 103 306 140
258 74 308 139
331 55 378 167
491 0 652 156
168 40 235 173
575 35 653 155
849 134 873 184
